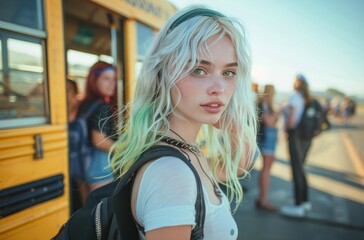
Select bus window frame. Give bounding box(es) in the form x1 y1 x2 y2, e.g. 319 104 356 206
0 31 49 129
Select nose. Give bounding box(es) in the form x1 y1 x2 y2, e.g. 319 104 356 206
208 76 224 96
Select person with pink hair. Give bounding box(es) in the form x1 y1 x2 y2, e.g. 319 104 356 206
77 61 117 195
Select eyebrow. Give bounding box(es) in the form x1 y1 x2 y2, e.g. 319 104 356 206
199 60 238 68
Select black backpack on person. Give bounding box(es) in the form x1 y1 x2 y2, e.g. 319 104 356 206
68 102 101 180
297 98 324 139
256 99 265 145
52 145 205 240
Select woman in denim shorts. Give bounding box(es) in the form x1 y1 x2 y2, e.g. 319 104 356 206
257 84 280 211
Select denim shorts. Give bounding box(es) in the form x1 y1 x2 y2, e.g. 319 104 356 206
84 148 114 184
260 127 278 155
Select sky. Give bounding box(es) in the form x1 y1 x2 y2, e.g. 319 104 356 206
168 0 364 98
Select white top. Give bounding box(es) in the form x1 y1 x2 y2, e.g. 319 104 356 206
288 91 305 127
136 157 238 240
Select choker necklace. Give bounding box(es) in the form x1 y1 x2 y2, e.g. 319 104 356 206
163 129 222 198
160 132 201 157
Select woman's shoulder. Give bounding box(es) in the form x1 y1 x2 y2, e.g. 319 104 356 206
136 156 198 209
77 100 103 114
135 156 197 197
144 156 196 181
289 92 304 104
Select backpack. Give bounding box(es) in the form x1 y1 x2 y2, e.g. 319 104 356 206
52 145 206 240
68 102 101 180
256 99 265 145
297 98 324 139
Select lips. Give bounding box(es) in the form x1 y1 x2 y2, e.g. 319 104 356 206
201 101 225 113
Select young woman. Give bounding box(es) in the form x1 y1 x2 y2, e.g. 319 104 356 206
256 84 280 211
78 61 117 194
281 74 313 217
111 6 258 240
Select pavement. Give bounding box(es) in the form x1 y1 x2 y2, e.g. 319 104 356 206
230 108 364 240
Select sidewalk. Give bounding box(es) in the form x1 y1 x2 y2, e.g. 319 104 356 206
232 114 364 240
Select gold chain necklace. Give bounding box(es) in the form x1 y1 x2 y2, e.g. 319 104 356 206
165 129 222 198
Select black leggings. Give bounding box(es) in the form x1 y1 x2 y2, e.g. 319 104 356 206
287 129 312 205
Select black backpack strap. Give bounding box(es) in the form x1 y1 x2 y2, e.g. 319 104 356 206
81 101 102 119
112 145 205 240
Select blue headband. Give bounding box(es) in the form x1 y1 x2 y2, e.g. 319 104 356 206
168 8 226 33
93 66 115 75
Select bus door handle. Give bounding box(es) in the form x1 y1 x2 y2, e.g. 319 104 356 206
34 134 44 159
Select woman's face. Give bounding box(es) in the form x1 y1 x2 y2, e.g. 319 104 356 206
66 82 77 105
171 35 238 127
96 69 116 97
294 79 300 90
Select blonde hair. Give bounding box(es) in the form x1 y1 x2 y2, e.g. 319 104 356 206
111 5 257 210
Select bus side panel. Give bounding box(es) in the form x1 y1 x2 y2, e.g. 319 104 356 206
0 126 69 239
0 206 68 240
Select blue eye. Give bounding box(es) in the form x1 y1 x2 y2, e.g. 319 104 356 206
192 68 207 76
223 71 236 77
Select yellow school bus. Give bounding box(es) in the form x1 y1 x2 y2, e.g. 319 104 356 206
0 0 176 239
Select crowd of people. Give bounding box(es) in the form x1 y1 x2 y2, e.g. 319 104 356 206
255 74 315 217
253 73 358 218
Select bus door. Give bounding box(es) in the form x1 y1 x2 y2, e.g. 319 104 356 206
63 0 124 212
64 0 124 102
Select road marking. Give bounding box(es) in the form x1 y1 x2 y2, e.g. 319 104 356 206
340 131 364 185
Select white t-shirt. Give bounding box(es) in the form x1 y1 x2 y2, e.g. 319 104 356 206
288 91 305 127
136 157 238 240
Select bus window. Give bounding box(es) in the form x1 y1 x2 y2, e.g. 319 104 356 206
0 33 48 128
136 22 154 79
0 0 44 31
0 0 47 129
137 22 154 61
67 50 113 97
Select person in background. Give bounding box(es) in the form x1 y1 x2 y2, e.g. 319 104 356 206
66 78 81 122
320 97 331 130
110 6 258 239
256 84 280 211
281 74 312 217
78 61 117 194
66 78 85 211
341 96 356 124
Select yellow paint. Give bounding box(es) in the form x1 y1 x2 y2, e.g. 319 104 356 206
0 125 66 138
124 19 137 103
0 201 68 239
0 127 67 161
46 0 67 124
91 0 176 29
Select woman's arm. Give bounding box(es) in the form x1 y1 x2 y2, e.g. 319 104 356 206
146 226 192 240
91 130 114 152
262 112 279 127
287 105 296 129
